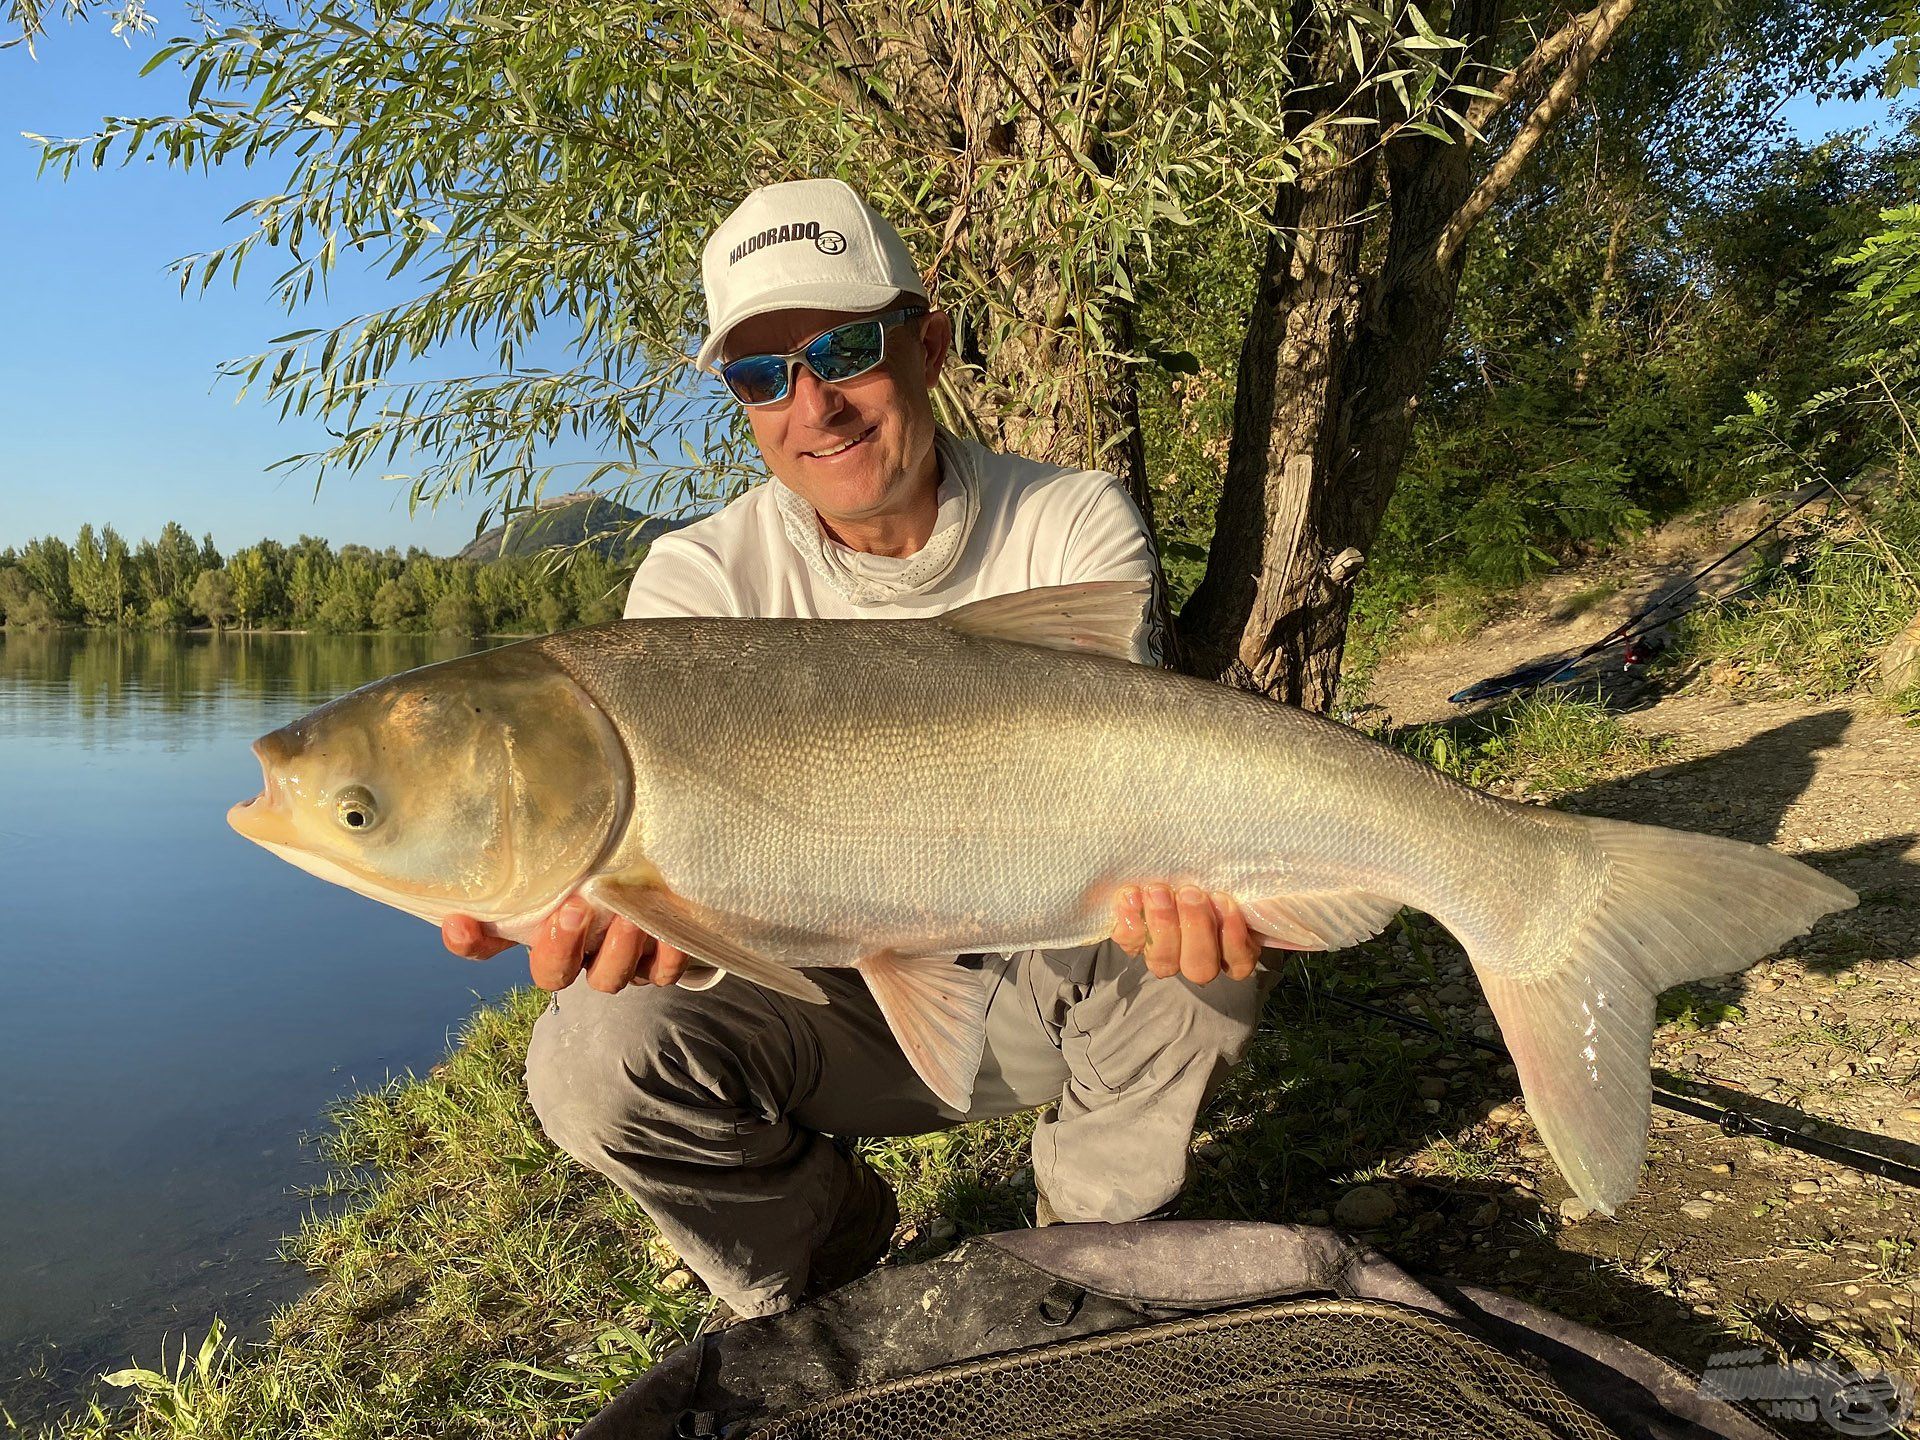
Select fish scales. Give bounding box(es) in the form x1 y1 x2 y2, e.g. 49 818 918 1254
537 616 1579 967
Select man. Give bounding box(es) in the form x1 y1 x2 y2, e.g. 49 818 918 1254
444 178 1266 1322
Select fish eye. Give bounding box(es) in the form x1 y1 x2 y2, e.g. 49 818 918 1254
335 786 381 833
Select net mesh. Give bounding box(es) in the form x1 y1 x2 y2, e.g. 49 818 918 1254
749 1297 1627 1440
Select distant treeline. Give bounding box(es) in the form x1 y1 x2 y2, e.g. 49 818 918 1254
0 524 634 634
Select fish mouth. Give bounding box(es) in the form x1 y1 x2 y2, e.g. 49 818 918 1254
227 739 299 847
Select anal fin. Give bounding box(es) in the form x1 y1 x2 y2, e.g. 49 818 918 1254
1242 890 1402 951
856 952 992 1114
585 875 827 1005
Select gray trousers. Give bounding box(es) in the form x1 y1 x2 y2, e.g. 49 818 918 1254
524 944 1269 1317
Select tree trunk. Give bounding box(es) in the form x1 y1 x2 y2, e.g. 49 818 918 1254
1181 0 1514 710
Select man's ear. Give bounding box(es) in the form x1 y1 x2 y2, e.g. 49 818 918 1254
918 309 953 386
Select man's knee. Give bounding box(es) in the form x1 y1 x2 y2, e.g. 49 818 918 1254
1070 949 1267 1092
525 978 788 1166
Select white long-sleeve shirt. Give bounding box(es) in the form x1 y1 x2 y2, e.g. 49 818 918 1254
623 429 1162 660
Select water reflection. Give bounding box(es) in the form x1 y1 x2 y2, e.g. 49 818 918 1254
0 630 523 1423
0 629 502 751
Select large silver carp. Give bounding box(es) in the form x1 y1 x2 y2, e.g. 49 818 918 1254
228 581 1854 1211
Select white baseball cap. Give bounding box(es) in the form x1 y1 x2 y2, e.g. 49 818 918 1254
695 178 927 374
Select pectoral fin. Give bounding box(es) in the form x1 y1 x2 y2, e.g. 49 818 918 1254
584 875 827 1005
1242 890 1402 951
856 952 992 1113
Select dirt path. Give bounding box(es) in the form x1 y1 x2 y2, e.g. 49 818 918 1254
1354 522 1920 1418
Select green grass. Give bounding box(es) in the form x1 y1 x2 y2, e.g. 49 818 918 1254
1671 484 1920 701
1339 572 1506 715
1391 693 1665 793
1655 986 1746 1031
1547 580 1622 623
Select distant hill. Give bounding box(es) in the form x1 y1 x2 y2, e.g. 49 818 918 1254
457 492 693 562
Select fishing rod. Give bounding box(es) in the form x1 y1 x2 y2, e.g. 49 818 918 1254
1449 479 1846 706
1284 977 1920 1190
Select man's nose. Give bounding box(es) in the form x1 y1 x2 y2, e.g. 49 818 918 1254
788 362 852 425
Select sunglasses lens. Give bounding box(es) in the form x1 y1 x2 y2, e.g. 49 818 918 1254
806 320 885 382
722 354 790 406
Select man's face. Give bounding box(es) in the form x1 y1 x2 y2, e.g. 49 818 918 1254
722 304 953 532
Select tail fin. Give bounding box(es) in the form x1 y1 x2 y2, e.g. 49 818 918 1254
1471 817 1855 1213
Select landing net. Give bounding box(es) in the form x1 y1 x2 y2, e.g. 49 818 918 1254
749 1297 1624 1440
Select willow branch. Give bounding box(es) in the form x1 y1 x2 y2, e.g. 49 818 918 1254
1435 0 1636 272
1466 2 1603 129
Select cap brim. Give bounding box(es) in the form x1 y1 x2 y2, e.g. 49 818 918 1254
696 281 928 374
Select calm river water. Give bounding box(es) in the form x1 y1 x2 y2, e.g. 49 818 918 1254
0 630 525 1422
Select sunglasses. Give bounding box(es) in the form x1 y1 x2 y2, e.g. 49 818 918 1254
719 307 928 407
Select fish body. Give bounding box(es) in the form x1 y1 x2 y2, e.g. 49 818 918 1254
230 582 1855 1211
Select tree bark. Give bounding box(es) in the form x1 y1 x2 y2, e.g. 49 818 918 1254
1181 0 1636 711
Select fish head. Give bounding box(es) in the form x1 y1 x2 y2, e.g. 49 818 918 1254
227 644 628 926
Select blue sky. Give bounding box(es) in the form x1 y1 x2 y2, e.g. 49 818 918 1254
0 20 1903 557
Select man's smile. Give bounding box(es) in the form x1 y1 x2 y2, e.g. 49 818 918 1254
803 425 877 460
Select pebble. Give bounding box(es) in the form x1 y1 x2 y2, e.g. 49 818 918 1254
1334 1185 1398 1229
1846 1285 1863 1297
1559 1197 1593 1224
1680 1199 1717 1220
1803 1302 1835 1323
1416 1077 1449 1100
1900 1109 1920 1125
929 1217 958 1242
1468 1201 1500 1230
1791 1179 1822 1196
1519 1143 1549 1160
1837 1171 1864 1189
1010 1166 1035 1190
1302 1208 1331 1225
1487 1103 1524 1125
1871 1298 1899 1311
1710 1162 1735 1175
660 1268 695 1294
1421 1098 1442 1114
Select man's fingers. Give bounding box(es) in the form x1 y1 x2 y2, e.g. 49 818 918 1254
530 898 593 991
1214 892 1260 981
1176 886 1222 984
1141 885 1181 978
588 917 644 993
441 913 513 961
650 942 691 986
1110 887 1147 956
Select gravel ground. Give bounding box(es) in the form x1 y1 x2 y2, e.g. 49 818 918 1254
1340 517 1920 1429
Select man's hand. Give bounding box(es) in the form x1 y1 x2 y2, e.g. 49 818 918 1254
1110 885 1260 984
441 896 693 994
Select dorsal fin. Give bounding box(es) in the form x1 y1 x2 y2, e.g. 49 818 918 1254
940 580 1151 661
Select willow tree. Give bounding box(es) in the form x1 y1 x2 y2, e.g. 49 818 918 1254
31 0 1906 705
